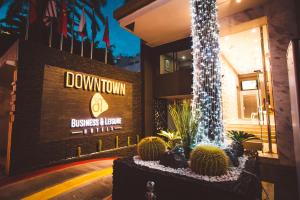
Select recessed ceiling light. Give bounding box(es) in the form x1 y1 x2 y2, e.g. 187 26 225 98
181 56 186 60
251 28 257 33
236 0 242 3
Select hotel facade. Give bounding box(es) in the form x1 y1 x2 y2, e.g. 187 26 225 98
0 0 299 198
115 0 300 197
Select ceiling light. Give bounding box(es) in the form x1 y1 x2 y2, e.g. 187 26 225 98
181 56 186 60
236 0 242 3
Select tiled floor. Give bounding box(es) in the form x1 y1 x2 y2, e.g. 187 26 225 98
0 157 297 200
0 159 114 200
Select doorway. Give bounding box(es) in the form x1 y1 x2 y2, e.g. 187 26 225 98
220 17 276 153
241 91 259 119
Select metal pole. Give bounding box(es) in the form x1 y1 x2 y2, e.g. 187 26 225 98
81 37 84 57
25 15 29 40
90 42 93 59
49 22 53 47
105 47 108 64
71 37 74 54
60 33 63 50
255 70 264 151
70 3 75 54
260 26 272 153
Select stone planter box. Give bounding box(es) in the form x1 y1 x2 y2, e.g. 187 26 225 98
112 157 261 200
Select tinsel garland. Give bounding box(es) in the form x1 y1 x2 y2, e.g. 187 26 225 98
190 0 224 145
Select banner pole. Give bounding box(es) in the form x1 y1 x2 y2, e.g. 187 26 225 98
60 33 63 50
90 42 93 59
105 47 108 64
81 37 84 57
49 22 53 47
70 5 75 54
71 36 74 54
25 15 29 40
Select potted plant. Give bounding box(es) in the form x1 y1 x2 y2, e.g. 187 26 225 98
157 130 182 150
227 130 258 157
168 100 199 158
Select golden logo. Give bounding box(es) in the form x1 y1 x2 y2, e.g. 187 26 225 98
90 93 108 118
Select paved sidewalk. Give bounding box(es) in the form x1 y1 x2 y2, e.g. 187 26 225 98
0 158 114 200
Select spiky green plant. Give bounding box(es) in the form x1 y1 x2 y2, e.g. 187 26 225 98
169 100 199 158
157 130 182 150
227 130 258 143
137 137 167 161
227 130 258 157
190 145 229 176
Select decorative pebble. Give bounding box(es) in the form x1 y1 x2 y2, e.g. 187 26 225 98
133 156 248 182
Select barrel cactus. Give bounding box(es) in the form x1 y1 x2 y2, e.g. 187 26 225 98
137 137 167 161
190 145 229 176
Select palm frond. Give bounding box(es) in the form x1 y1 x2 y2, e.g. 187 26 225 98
227 130 258 143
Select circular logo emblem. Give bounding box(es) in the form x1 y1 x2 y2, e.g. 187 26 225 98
90 93 108 118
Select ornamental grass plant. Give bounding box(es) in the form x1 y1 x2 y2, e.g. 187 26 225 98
169 100 199 158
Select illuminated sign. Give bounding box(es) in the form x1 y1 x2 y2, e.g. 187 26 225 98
64 71 126 135
90 93 108 117
65 71 126 95
71 118 122 128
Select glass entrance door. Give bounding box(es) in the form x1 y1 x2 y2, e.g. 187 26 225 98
241 91 259 119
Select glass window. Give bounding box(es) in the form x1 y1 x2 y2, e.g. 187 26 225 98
160 49 192 74
241 80 258 90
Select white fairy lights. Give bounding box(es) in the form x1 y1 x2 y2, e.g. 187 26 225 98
190 0 224 146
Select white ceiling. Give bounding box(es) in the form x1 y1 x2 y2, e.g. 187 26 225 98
118 0 270 47
220 27 264 74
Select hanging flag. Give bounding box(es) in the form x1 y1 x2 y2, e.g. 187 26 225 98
102 17 110 48
29 0 37 24
26 0 37 40
78 8 86 37
43 0 58 26
59 0 68 38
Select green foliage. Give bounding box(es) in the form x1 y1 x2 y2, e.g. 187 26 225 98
190 145 229 176
157 130 182 150
227 130 258 143
0 0 27 35
0 0 107 38
227 130 258 157
168 100 199 156
137 137 167 161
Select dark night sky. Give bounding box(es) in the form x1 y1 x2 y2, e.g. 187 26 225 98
0 0 140 57
99 0 140 56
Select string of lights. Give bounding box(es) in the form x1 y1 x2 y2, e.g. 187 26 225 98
190 0 224 146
